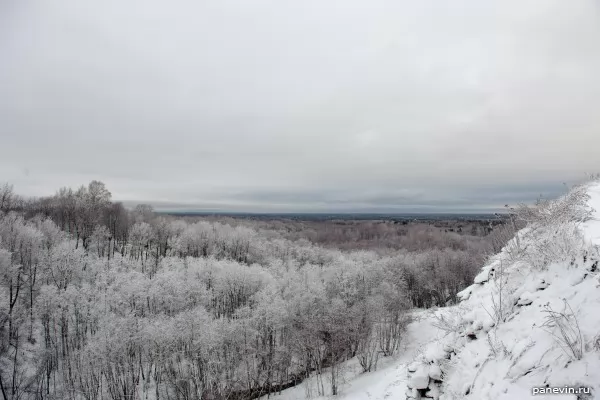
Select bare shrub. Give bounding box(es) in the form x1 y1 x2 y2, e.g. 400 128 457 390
487 223 518 257
482 260 513 325
509 181 596 270
376 311 411 356
516 184 593 227
592 334 600 352
356 332 380 372
523 223 591 270
539 299 583 361
503 235 526 264
488 208 526 263
487 330 510 358
431 306 465 334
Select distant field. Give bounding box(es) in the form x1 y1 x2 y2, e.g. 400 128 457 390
159 211 501 221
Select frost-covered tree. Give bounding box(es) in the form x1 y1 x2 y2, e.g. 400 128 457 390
0 180 507 399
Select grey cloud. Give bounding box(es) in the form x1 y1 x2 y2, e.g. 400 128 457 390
137 181 568 213
1 0 599 212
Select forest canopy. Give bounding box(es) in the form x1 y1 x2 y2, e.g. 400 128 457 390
0 181 509 400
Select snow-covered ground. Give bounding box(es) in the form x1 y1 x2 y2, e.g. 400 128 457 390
261 312 444 400
265 181 600 400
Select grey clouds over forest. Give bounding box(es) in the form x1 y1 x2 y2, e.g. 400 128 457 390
1 0 600 212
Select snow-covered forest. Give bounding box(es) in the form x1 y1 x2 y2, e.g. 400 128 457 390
213 178 600 400
3 0 600 398
0 181 505 400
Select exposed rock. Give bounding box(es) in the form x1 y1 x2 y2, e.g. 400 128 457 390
535 279 549 291
457 285 475 301
425 344 448 363
429 364 442 381
517 291 534 306
465 327 478 340
482 318 495 332
425 383 441 399
474 267 492 284
408 362 419 373
569 270 588 286
410 366 431 390
405 387 418 399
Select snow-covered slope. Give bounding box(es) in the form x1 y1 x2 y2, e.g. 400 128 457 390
260 312 444 400
266 181 600 400
424 181 600 400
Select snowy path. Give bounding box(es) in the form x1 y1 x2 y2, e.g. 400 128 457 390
264 311 443 400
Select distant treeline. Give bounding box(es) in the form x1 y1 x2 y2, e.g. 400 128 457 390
162 211 503 221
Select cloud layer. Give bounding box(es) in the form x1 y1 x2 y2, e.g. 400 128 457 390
1 0 599 212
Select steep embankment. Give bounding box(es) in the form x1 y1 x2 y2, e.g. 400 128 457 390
267 181 600 400
408 181 600 399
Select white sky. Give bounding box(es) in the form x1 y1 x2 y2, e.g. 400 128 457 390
1 0 600 212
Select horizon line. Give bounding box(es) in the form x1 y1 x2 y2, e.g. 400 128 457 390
157 210 507 216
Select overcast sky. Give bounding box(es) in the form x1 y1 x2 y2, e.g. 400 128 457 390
1 0 600 212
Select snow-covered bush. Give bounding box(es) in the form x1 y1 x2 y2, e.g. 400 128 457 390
522 222 592 270
431 306 465 334
516 183 593 227
510 182 597 270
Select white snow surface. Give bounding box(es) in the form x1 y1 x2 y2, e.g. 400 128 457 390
264 182 600 400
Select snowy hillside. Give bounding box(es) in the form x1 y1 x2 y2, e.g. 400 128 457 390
266 181 600 400
257 312 442 400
